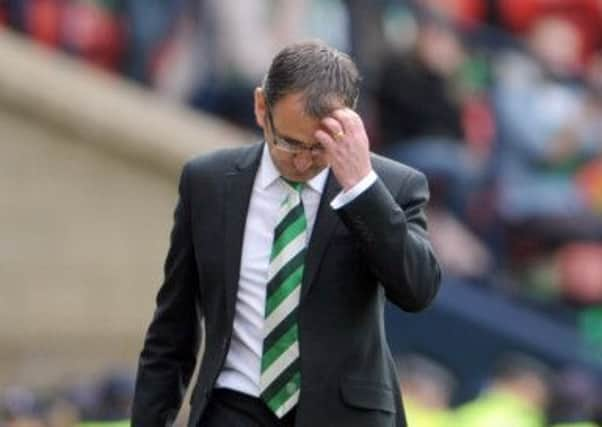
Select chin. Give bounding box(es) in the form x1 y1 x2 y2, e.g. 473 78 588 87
288 171 317 182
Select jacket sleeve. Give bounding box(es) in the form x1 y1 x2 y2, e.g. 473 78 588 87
132 162 202 427
336 170 442 312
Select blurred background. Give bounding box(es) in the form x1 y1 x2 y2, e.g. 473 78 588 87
1 0 602 425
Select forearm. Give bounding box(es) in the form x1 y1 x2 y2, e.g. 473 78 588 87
133 243 201 422
132 163 202 426
337 174 441 311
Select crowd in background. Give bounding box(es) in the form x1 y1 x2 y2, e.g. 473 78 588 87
398 352 602 427
1 370 133 426
2 0 602 426
1 353 601 426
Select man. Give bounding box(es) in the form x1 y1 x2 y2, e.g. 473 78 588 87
132 40 441 427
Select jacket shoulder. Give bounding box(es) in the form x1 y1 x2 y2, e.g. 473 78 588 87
370 152 426 189
179 142 262 181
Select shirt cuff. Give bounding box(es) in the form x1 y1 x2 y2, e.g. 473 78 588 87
330 171 378 210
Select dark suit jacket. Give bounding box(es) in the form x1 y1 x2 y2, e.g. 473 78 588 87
132 142 441 427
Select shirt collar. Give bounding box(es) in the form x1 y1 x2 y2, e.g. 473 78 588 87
257 143 329 194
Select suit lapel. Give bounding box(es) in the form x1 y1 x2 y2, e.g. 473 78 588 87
223 143 263 323
302 171 341 299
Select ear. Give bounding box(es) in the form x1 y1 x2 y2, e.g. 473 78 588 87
254 87 267 129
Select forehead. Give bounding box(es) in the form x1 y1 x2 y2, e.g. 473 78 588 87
270 91 346 117
270 92 310 116
270 93 322 133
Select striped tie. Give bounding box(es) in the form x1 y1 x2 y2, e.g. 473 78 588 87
260 179 306 418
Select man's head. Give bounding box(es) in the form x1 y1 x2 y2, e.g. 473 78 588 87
254 40 361 182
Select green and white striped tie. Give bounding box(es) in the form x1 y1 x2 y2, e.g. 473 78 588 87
260 179 306 418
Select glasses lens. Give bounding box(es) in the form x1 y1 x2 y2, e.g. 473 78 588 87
267 107 322 154
278 138 301 153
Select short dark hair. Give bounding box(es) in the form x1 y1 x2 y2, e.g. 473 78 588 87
262 40 361 117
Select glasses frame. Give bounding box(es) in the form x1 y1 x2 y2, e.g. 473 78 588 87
266 105 324 155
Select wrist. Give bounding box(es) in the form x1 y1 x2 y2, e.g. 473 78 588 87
341 168 373 192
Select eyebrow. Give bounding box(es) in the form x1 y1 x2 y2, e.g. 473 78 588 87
282 134 324 150
273 122 321 148
268 108 322 148
279 134 306 146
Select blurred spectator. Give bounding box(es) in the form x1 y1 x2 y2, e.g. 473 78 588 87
95 371 133 421
493 15 602 255
20 0 63 47
1 0 181 79
61 0 125 71
376 16 466 146
76 371 133 423
374 10 494 195
578 307 602 366
488 13 602 304
415 0 489 29
427 204 493 279
149 0 207 100
0 371 136 427
397 354 456 427
496 0 602 67
184 0 350 128
46 398 79 427
557 243 602 305
122 0 184 83
373 9 495 278
342 0 388 83
16 0 127 70
547 367 601 425
451 353 551 427
1 387 45 427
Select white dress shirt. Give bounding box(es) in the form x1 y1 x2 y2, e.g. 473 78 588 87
215 145 377 396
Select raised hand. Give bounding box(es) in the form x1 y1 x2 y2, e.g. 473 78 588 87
314 108 373 191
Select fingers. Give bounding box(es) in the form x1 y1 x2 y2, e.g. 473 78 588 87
320 108 362 140
321 117 345 141
315 128 342 164
315 129 336 151
315 108 372 190
315 108 366 151
331 108 361 136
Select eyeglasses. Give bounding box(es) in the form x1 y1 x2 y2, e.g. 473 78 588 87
266 107 325 155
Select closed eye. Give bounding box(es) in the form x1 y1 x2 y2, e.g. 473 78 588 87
281 136 324 152
282 137 305 148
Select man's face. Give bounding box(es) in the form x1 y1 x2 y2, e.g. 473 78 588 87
254 89 332 183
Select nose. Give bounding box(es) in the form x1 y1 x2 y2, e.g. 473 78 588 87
292 150 312 172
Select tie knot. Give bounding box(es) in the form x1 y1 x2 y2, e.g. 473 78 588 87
281 178 303 194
